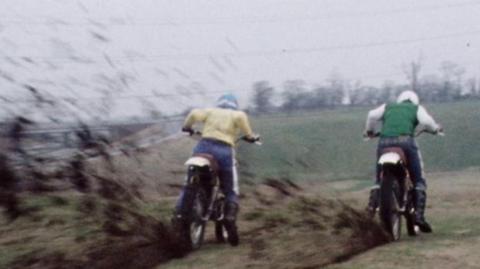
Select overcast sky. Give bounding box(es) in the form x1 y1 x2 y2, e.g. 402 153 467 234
1 0 480 119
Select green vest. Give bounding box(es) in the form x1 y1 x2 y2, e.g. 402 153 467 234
380 102 419 137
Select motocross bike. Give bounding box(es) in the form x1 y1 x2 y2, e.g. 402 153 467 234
366 129 443 241
173 131 261 250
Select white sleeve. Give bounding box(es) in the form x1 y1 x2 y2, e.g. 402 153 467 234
417 105 440 131
365 104 386 131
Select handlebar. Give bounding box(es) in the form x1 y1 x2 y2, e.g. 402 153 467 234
415 129 445 137
182 128 262 145
238 135 263 145
363 128 444 141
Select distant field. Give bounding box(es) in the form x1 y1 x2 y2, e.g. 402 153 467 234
238 101 480 182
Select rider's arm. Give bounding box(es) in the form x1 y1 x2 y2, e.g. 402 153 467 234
365 104 386 132
235 111 255 138
417 105 441 132
183 109 207 129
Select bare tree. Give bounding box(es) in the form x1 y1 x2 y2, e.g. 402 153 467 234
403 57 423 93
466 77 478 98
250 81 275 113
325 72 346 107
281 80 309 112
439 61 465 101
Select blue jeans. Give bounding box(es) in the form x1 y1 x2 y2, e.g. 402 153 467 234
375 136 427 191
176 139 238 210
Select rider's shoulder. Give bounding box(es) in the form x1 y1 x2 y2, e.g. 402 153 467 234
232 110 248 118
211 107 247 115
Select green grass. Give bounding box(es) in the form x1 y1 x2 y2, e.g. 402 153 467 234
239 101 480 182
431 215 480 239
0 195 85 269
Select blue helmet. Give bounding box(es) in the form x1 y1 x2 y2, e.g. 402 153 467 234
216 93 239 110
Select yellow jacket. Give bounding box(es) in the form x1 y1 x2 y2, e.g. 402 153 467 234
183 108 254 146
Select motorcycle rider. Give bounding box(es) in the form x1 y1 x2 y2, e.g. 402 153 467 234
176 93 259 243
364 90 442 233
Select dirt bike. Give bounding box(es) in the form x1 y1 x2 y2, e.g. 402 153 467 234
173 131 261 250
365 129 444 241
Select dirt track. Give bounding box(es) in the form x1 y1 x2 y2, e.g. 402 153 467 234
160 168 480 269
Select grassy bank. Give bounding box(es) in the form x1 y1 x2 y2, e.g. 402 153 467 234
238 101 480 182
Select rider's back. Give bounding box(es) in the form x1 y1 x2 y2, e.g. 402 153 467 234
381 103 419 138
185 108 252 146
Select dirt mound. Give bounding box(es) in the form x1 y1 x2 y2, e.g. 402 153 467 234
238 179 390 268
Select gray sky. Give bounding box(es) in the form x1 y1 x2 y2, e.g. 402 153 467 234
1 0 480 119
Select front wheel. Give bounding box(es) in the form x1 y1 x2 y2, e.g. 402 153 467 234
379 170 402 241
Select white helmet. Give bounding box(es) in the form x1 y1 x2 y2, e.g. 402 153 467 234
397 90 419 105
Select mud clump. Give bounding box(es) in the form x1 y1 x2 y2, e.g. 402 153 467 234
72 212 187 269
332 203 390 263
0 154 22 220
1 122 189 269
242 179 389 269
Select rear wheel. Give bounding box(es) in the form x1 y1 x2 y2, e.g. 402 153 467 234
175 186 207 250
379 170 402 241
405 190 419 236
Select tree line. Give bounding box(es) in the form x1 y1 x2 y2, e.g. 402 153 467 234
249 60 479 114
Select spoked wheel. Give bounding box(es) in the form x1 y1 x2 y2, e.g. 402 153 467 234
176 186 207 250
405 190 419 237
380 171 402 241
189 192 206 249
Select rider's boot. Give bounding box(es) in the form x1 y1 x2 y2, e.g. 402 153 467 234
366 185 380 217
224 201 239 246
414 189 433 233
225 201 239 222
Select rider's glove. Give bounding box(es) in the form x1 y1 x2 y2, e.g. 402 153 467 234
436 125 444 134
244 134 260 143
182 127 194 136
364 130 375 138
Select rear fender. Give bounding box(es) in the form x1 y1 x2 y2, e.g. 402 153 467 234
378 152 402 165
185 157 217 186
185 157 211 167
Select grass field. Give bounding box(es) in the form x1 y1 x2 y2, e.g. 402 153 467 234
238 101 480 182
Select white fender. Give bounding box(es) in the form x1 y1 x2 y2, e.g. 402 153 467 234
378 152 402 165
185 156 211 167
